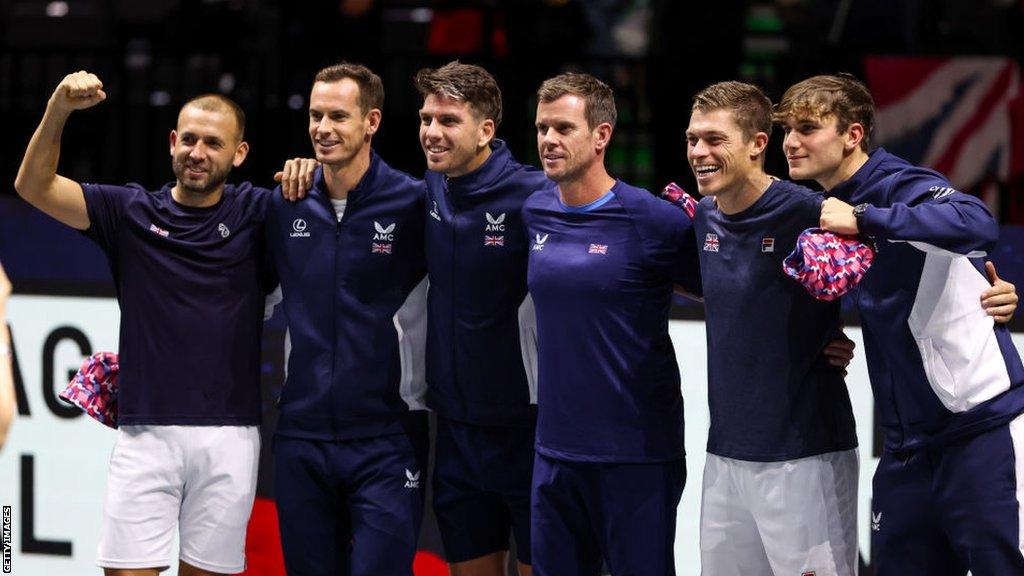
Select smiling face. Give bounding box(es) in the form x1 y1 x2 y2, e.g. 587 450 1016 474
308 78 379 168
418 94 494 177
535 94 604 184
685 107 765 198
170 105 247 197
780 112 850 188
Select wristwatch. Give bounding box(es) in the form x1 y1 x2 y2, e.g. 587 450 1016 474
852 203 870 230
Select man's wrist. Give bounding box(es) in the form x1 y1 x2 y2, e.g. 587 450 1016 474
852 203 870 232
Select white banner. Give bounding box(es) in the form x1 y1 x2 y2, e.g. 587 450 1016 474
0 297 1021 575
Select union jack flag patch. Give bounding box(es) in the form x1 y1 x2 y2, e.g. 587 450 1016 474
704 233 720 252
372 242 392 254
588 244 608 254
484 235 504 246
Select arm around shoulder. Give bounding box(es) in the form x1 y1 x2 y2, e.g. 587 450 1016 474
14 71 107 231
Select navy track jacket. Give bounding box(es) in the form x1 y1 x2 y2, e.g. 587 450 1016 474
833 148 1024 451
265 153 428 441
424 140 550 426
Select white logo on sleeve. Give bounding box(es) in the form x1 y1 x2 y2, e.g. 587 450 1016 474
404 469 421 488
290 218 310 238
218 223 231 238
929 185 958 199
485 212 506 231
532 233 549 251
430 200 442 221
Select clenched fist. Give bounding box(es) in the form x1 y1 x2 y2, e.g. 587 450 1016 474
49 71 106 113
820 197 859 235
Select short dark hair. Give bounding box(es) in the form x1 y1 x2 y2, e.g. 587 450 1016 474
182 94 246 140
692 81 773 141
775 73 875 151
313 62 384 114
537 72 616 130
415 61 503 127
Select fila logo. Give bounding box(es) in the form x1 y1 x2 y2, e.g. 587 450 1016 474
761 237 774 253
290 218 310 238
374 221 396 241
404 469 421 489
429 200 441 222
871 511 882 532
485 212 506 231
532 233 549 251
929 185 957 199
588 243 608 255
218 223 231 238
703 233 720 252
149 223 169 238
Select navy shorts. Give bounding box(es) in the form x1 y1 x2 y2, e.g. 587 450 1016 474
274 412 430 576
871 414 1024 575
531 452 686 576
432 415 535 564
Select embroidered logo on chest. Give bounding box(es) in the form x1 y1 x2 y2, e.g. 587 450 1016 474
703 233 720 252
588 243 608 255
290 218 310 238
761 237 774 253
531 233 549 251
372 221 395 254
484 212 506 246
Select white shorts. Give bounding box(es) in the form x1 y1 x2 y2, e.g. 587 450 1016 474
96 425 260 573
700 449 859 576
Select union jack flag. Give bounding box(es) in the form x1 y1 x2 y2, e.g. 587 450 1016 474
372 242 392 254
864 56 1024 221
704 233 719 252
484 235 504 246
588 243 608 254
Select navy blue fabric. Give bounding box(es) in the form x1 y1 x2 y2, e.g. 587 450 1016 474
870 420 1024 575
696 181 858 461
424 140 551 426
531 452 686 576
265 153 427 441
830 148 1024 450
432 415 535 564
273 414 429 576
81 182 272 425
523 181 700 463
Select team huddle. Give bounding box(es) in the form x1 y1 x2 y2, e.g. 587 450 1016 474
12 60 1024 576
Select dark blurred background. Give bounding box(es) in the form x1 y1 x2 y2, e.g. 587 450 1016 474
2 0 1024 221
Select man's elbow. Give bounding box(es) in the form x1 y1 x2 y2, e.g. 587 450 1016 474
13 170 38 201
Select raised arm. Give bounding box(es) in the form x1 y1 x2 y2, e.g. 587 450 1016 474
14 71 107 230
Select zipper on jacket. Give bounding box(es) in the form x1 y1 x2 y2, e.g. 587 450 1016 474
445 176 460 401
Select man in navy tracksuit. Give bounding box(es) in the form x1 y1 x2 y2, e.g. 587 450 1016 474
778 73 1024 575
524 72 702 576
265 63 429 576
415 61 549 576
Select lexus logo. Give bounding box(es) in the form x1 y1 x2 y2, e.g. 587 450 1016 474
293 218 307 232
